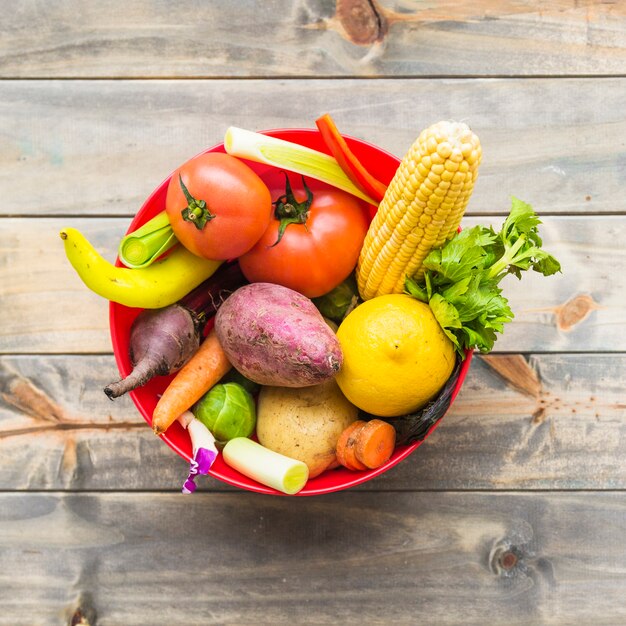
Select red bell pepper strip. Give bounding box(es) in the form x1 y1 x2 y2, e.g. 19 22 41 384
315 113 388 204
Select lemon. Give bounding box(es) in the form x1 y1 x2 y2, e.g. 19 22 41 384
335 294 456 417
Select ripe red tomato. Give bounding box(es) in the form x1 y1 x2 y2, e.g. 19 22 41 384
165 152 272 260
238 174 370 298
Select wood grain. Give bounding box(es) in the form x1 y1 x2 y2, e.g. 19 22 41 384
1 1 624 623
1 354 623 491
2 78 625 218
0 492 624 625
1 215 622 354
0 1 625 78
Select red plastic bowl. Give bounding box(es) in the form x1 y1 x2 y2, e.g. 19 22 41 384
109 128 472 495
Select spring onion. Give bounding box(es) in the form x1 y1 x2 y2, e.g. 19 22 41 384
223 126 377 205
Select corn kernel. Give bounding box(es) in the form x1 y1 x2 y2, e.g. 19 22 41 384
357 121 481 299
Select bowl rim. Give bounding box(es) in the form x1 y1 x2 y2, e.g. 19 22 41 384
109 127 473 496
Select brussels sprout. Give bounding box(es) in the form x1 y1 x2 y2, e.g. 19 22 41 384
312 274 359 323
192 382 256 443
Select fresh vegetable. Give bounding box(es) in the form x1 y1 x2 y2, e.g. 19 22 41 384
335 294 456 417
214 282 343 387
165 152 272 260
405 197 561 355
335 420 368 471
256 380 359 478
177 410 219 495
312 274 359 323
336 419 396 471
105 304 200 399
354 419 396 469
357 120 482 300
104 262 246 399
223 126 377 204
315 113 387 203
222 437 309 495
152 328 232 435
192 382 256 444
118 210 178 269
60 227 221 309
238 174 370 298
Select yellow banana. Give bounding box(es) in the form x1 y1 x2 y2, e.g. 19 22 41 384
60 227 222 309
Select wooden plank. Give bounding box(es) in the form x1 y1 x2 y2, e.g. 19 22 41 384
1 1 625 78
0 215 622 354
1 354 623 491
2 78 625 218
0 492 624 625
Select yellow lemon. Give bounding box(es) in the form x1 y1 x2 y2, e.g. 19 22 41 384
335 294 456 417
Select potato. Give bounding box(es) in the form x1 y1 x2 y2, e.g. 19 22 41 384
256 379 359 478
214 282 343 387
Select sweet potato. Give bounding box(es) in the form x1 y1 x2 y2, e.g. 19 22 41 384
214 282 343 387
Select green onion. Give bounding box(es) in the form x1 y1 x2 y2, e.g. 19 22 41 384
118 211 178 269
224 127 377 205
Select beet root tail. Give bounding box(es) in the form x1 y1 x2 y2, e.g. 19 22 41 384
104 359 156 399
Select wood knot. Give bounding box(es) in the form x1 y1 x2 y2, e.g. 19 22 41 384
554 294 603 332
490 543 524 577
335 0 388 45
500 550 518 570
68 592 96 626
70 609 91 626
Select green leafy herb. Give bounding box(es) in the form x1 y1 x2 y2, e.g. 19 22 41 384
405 198 561 356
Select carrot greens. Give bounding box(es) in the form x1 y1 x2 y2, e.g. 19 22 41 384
405 198 561 356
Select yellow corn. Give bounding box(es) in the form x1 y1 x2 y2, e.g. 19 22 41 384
356 121 482 300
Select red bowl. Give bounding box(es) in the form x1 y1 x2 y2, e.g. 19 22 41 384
109 128 473 495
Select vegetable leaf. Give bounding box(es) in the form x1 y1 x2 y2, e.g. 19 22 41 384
404 275 429 303
405 198 561 356
422 226 491 284
428 294 462 350
487 197 562 280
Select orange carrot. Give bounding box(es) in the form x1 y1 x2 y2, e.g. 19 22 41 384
152 329 232 435
355 419 396 469
335 420 368 471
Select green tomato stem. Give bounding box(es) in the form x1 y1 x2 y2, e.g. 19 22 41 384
179 175 215 230
271 173 313 246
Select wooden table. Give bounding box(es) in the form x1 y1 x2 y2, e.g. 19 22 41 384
1 2 625 624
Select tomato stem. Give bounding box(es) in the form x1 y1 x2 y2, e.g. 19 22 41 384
271 173 312 247
179 174 215 230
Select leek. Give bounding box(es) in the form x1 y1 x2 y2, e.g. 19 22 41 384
118 211 178 269
224 126 377 205
222 437 309 495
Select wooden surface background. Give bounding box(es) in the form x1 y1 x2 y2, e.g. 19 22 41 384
1 1 625 624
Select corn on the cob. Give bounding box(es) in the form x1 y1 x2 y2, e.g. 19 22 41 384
356 121 482 300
